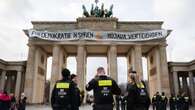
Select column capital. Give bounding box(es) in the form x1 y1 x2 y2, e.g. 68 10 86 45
27 44 36 48
53 44 61 48
2 70 6 73
159 43 168 47
134 44 142 47
17 70 22 73
109 45 117 49
77 45 86 48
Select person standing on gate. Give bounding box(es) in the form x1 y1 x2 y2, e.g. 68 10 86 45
51 68 77 110
71 74 82 110
126 70 150 110
86 67 121 110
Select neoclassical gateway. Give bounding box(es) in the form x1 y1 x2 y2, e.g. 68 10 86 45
0 5 195 104
22 16 171 103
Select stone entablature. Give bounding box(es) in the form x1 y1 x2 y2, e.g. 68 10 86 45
31 17 163 32
0 59 26 71
168 60 195 72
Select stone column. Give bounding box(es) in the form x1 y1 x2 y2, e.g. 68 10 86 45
58 49 66 80
133 45 143 80
182 76 188 93
126 50 132 78
24 45 36 103
107 45 118 82
155 47 162 93
146 55 152 96
159 45 170 95
76 45 86 90
173 71 179 95
50 45 61 97
76 45 87 91
189 72 194 105
15 71 22 99
0 70 6 91
6 75 12 93
31 47 42 103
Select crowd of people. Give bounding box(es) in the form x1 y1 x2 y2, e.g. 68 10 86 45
1 67 192 110
0 91 27 110
51 67 153 110
152 92 191 110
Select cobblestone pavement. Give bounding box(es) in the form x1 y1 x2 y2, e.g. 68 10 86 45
27 105 195 110
27 104 92 110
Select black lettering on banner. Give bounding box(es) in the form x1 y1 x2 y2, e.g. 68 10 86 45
73 32 78 38
29 30 166 41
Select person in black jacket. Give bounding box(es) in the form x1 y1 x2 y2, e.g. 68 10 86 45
176 94 182 110
51 68 77 110
71 74 81 110
159 92 168 110
86 67 121 110
181 93 190 110
17 93 27 110
126 70 150 110
152 92 159 110
169 94 176 110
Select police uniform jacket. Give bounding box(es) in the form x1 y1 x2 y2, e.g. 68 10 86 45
86 75 121 105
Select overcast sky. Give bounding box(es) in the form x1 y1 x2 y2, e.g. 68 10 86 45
0 0 195 83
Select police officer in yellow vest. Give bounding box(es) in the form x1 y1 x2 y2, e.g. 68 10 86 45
169 94 177 110
51 68 77 110
86 67 121 110
127 71 150 110
181 93 190 110
160 92 168 110
152 92 159 110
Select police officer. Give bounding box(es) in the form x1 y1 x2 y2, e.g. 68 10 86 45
160 92 168 110
181 93 190 110
155 92 161 110
51 68 77 110
86 67 121 110
176 94 182 110
126 70 150 110
169 94 176 110
152 92 158 110
71 74 81 110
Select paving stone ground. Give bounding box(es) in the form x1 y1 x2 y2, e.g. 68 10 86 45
27 104 92 110
27 104 195 110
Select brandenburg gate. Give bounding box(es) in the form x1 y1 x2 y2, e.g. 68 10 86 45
23 2 172 103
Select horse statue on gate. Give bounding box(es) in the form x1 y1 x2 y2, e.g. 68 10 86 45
82 5 90 17
105 4 113 17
